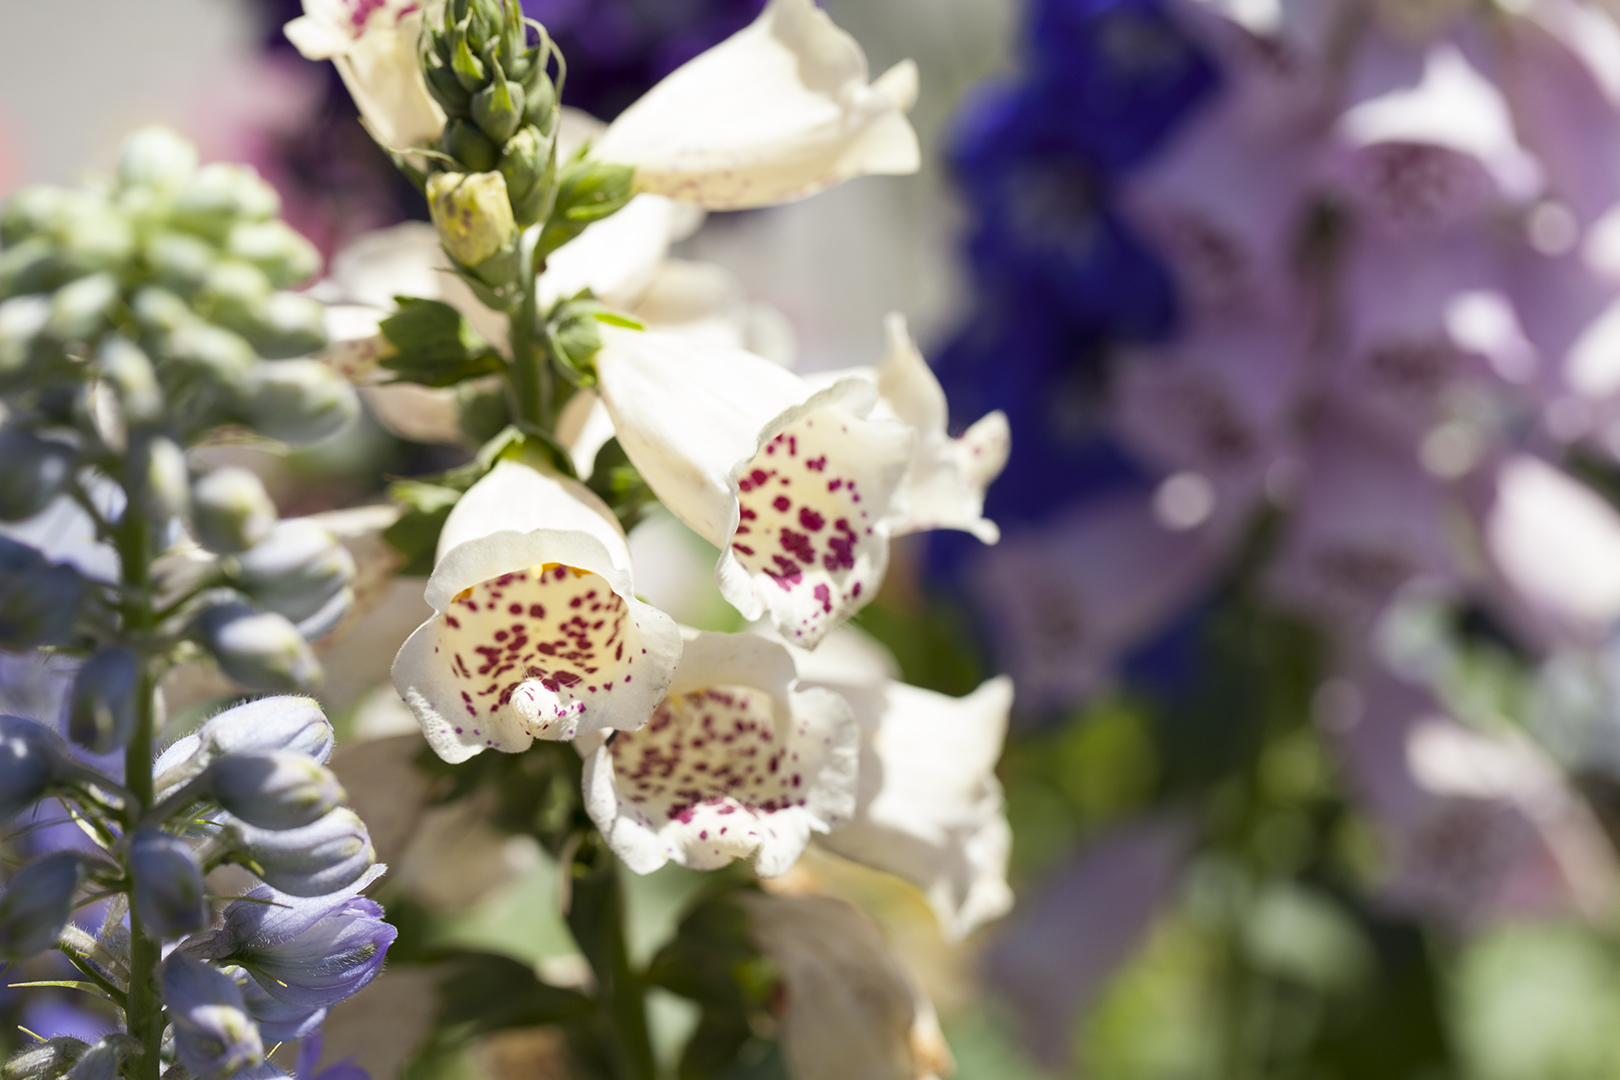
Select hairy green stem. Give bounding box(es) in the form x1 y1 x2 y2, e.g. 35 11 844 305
116 506 163 1080
507 236 555 432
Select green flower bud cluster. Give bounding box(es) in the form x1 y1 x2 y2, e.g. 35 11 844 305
421 0 561 288
0 128 362 696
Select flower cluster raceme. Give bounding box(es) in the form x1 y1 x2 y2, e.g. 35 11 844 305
284 0 1013 963
0 128 391 1075
0 698 391 1079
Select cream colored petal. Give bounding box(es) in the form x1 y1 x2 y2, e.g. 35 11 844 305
331 12 447 153
592 0 920 210
538 195 703 311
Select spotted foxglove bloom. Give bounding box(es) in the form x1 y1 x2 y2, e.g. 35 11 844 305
581 629 858 876
590 0 920 210
789 628 1015 940
809 316 1009 544
284 1 447 155
392 460 682 760
595 327 913 646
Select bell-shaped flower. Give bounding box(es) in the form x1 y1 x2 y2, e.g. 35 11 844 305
808 315 1008 543
229 969 327 1043
161 953 265 1080
284 1 446 155
789 628 1015 940
191 866 395 1010
735 892 933 1080
392 460 682 760
590 0 920 210
595 327 914 647
581 629 859 877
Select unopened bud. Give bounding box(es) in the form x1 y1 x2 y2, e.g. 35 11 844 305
129 435 190 525
206 750 344 830
171 163 280 242
242 360 358 444
230 520 354 624
228 807 374 896
225 221 320 289
2 1037 89 1080
146 231 216 296
428 171 514 267
201 260 273 332
247 292 328 360
130 285 194 335
46 271 119 342
130 828 207 939
0 715 72 820
120 127 199 194
55 198 134 274
524 71 557 134
0 295 50 380
62 1036 141 1080
443 117 499 173
98 335 163 427
0 852 84 961
198 602 321 692
0 537 84 649
67 647 141 753
191 467 276 554
201 696 335 763
472 76 525 145
498 125 553 226
0 186 67 247
165 324 256 385
0 431 75 522
162 953 265 1080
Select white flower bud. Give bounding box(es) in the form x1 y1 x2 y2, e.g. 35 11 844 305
225 220 321 289
119 127 199 194
426 171 515 267
46 272 119 342
230 519 354 623
171 163 281 241
198 602 322 692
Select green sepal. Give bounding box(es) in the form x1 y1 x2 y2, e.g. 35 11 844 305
442 119 498 174
471 71 525 146
451 23 486 91
537 161 635 258
423 55 473 116
541 293 643 389
377 296 506 388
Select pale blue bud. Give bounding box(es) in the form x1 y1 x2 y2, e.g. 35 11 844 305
191 467 276 555
294 585 353 642
128 436 190 526
152 697 333 795
97 335 163 427
197 602 321 692
247 292 328 360
228 808 374 897
61 1036 141 1080
165 323 255 385
0 537 84 649
206 750 344 830
0 852 84 960
119 127 198 194
0 295 50 381
242 361 358 444
2 1038 87 1080
225 221 320 290
130 828 207 940
45 272 119 342
0 715 72 819
67 647 140 753
231 520 353 624
0 431 75 522
172 164 280 242
161 953 265 1080
145 231 215 296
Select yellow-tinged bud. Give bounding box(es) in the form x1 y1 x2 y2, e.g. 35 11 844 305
426 171 515 268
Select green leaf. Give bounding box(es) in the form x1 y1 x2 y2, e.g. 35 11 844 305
378 296 506 388
585 437 657 533
647 894 778 1010
383 480 463 576
538 161 634 257
436 950 593 1032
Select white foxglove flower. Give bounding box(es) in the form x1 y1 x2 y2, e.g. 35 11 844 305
581 629 858 876
590 0 921 210
593 326 914 647
391 460 681 761
812 315 1009 543
790 628 1015 940
284 1 446 155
